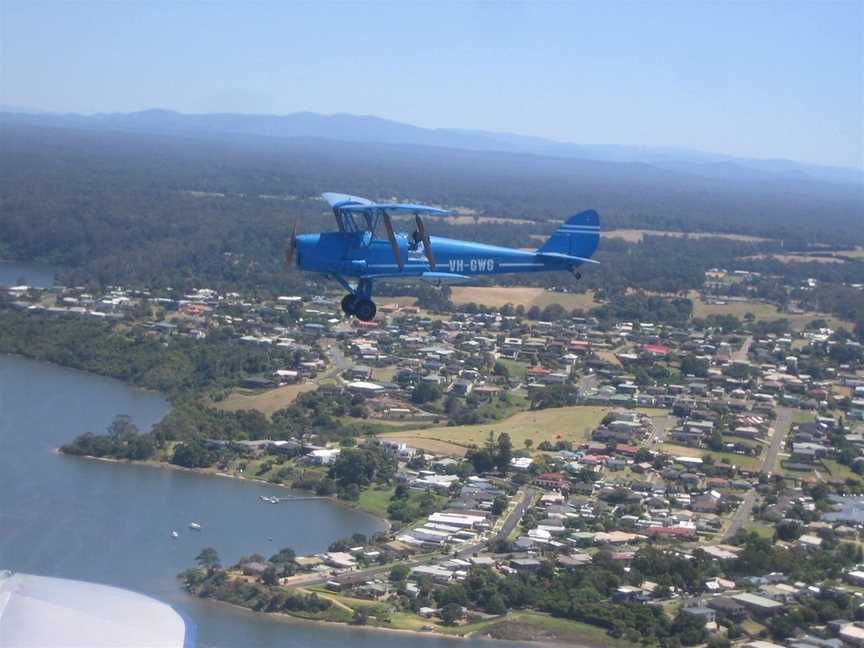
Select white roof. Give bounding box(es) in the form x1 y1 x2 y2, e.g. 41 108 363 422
346 381 384 391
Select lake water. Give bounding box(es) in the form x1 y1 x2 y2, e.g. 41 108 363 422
0 354 517 648
0 260 55 288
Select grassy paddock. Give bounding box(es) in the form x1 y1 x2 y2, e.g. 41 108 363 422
659 442 761 471
450 286 597 311
604 229 773 243
379 405 634 455
213 382 316 417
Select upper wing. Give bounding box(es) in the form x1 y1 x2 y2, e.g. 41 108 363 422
338 202 452 216
321 192 374 209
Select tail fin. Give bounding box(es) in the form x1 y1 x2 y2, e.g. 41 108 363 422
538 210 600 259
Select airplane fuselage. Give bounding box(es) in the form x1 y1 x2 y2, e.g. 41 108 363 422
295 232 574 279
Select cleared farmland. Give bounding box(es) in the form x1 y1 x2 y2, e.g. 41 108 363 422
450 286 597 310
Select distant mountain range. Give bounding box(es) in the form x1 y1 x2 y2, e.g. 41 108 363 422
1 107 861 186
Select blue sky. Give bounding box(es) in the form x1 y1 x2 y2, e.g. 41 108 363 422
1 1 862 168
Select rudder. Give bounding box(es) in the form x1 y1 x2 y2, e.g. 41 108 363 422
537 210 600 259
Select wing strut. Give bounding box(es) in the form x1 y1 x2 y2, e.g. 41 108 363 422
382 210 404 271
415 214 436 271
285 219 298 269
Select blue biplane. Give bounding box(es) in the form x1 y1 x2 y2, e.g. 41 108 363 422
286 192 600 320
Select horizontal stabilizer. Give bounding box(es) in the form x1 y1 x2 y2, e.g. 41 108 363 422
537 209 600 260
538 252 600 265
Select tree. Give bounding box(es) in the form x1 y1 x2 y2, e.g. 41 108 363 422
680 356 709 378
260 566 279 586
171 439 215 468
270 547 296 564
495 433 513 472
195 547 220 573
672 611 708 646
411 381 441 405
466 446 495 474
708 635 731 648
107 415 138 440
440 602 464 626
493 361 510 378
491 495 508 516
389 563 410 582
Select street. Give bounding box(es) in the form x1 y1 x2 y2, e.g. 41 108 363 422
763 406 794 476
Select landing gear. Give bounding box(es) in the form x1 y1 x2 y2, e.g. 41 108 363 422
569 265 582 280
341 294 358 316
337 277 376 321
340 293 376 321
354 299 377 322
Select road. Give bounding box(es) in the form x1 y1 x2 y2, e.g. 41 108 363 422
647 414 677 450
722 490 756 540
721 406 795 539
318 341 352 382
763 406 794 476
732 336 753 363
484 486 537 549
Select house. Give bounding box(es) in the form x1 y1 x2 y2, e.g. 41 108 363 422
839 624 864 648
509 558 542 572
324 552 357 570
612 585 648 604
534 472 568 491
410 565 453 583
241 561 269 576
707 596 746 621
731 592 783 616
557 554 592 569
647 526 697 540
450 380 474 397
347 365 373 380
682 607 717 627
304 448 341 465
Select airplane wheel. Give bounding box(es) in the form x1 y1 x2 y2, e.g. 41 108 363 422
341 294 357 316
354 299 377 322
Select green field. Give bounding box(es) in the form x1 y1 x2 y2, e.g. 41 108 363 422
690 293 852 331
378 405 624 455
496 358 529 380
659 442 762 471
356 485 395 517
482 611 634 646
821 459 861 483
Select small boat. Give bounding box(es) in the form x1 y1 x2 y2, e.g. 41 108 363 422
188 522 201 530
171 531 179 539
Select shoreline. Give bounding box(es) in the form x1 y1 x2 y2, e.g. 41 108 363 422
56 450 392 531
186 590 600 648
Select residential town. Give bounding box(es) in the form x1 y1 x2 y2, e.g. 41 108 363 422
5 273 864 646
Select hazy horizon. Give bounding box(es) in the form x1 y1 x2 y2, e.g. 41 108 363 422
1 1 862 169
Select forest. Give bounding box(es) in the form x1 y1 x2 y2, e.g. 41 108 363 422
0 122 861 299
0 308 290 394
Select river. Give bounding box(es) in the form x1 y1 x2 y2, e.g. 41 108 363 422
0 354 518 647
0 260 55 289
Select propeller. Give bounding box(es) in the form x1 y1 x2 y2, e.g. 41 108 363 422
415 213 436 271
382 210 404 271
284 219 298 270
